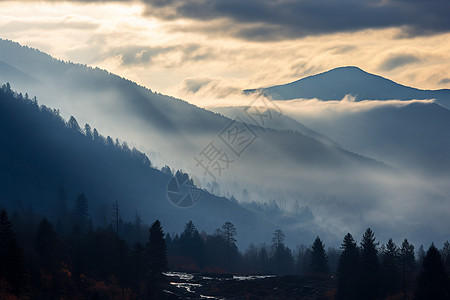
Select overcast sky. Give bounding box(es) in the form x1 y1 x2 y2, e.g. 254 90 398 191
1 0 450 106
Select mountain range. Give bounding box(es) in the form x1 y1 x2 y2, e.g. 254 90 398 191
1 39 450 246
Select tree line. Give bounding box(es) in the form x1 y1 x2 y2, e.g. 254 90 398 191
0 205 169 299
2 193 450 300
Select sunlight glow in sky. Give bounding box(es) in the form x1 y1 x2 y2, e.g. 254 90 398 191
2 1 450 107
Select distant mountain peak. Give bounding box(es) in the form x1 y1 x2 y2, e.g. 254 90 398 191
287 66 385 85
246 66 450 109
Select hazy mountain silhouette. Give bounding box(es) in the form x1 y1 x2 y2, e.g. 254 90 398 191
246 66 450 110
244 66 450 176
211 106 340 148
297 101 450 176
0 60 39 85
0 84 291 248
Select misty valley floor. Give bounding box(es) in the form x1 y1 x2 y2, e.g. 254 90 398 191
163 272 335 300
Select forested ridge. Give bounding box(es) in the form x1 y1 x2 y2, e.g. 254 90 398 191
0 81 287 248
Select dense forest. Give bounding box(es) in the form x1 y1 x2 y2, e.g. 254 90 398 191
2 202 450 299
1 83 450 299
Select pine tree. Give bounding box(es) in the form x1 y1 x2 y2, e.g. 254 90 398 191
146 220 168 299
270 229 294 274
336 233 359 300
147 220 168 276
414 243 450 300
400 238 415 299
309 236 329 275
67 116 81 132
180 220 205 268
93 128 100 142
358 228 380 300
84 123 92 139
220 222 237 248
381 238 401 296
220 222 238 266
441 241 450 274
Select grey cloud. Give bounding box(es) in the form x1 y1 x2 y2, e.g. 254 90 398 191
379 54 421 71
114 44 219 67
438 78 450 85
181 44 217 62
141 0 450 40
180 77 243 100
182 77 213 93
9 0 450 40
117 46 177 65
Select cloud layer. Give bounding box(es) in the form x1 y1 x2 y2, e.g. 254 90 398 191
142 0 450 40
3 0 450 40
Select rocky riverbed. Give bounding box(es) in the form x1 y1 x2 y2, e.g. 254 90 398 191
162 272 336 299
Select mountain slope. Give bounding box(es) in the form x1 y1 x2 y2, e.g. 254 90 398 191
210 106 340 148
246 66 450 109
0 84 297 248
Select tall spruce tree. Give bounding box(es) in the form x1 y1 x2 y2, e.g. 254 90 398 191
180 220 205 268
381 238 401 296
336 233 359 300
146 220 168 299
147 220 168 276
309 236 329 275
400 238 415 299
414 243 450 300
358 228 380 300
